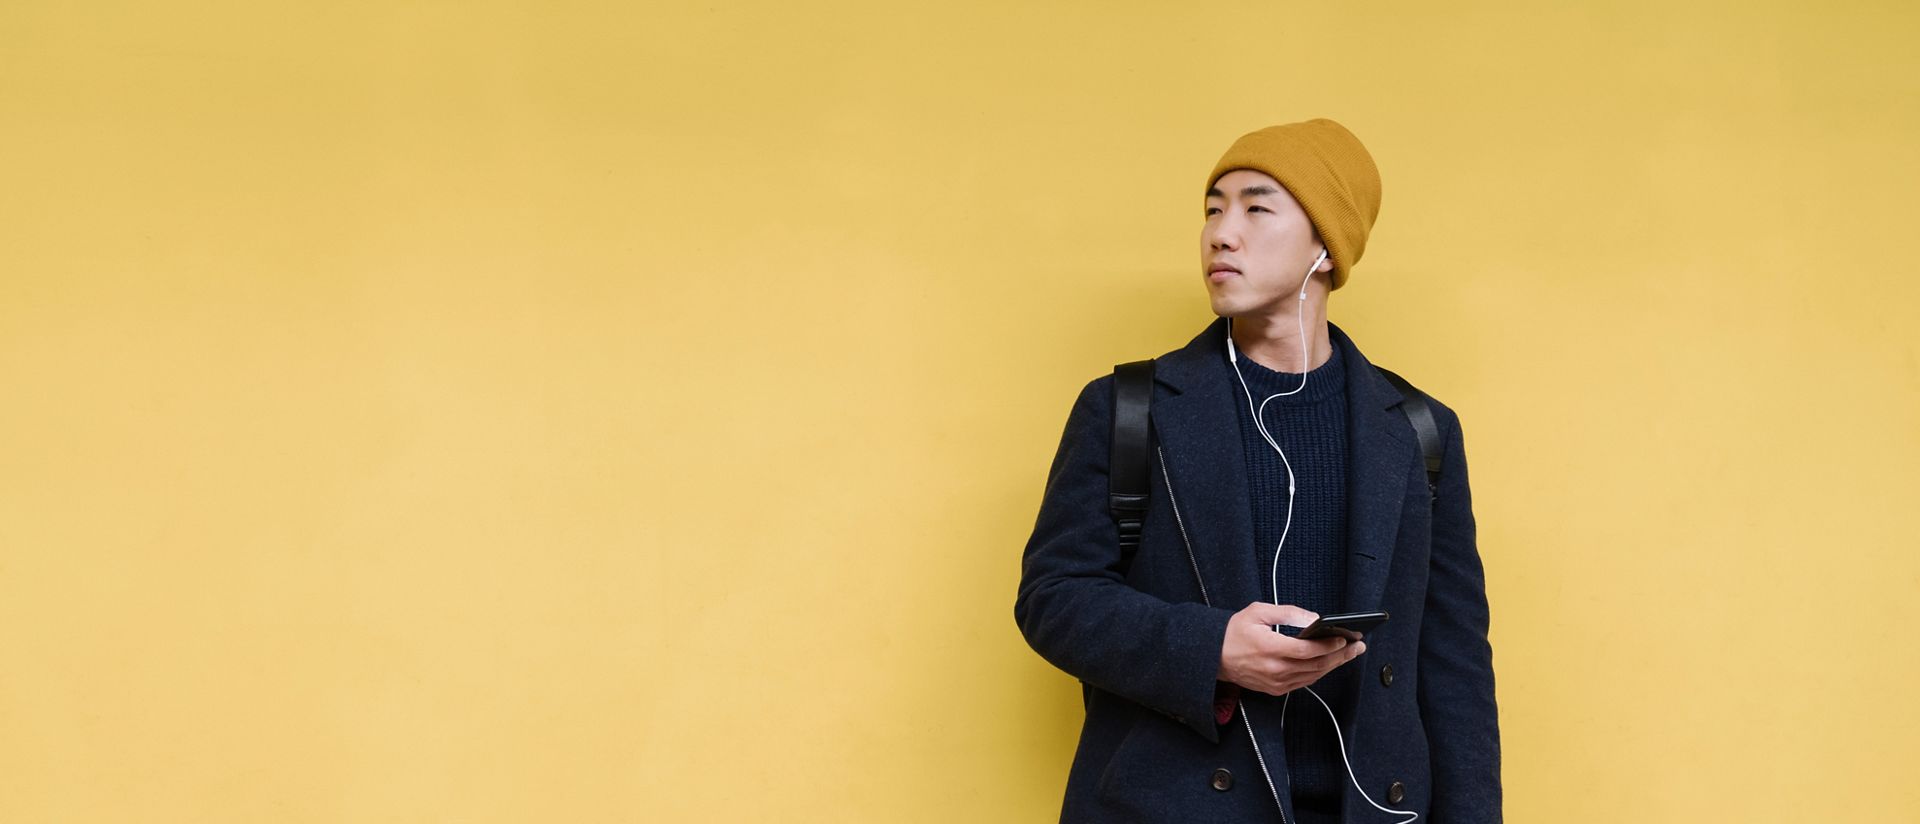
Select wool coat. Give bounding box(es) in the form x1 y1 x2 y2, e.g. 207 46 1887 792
1014 317 1501 823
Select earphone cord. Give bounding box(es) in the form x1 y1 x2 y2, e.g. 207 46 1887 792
1228 248 1418 824
1227 248 1320 608
1286 687 1420 824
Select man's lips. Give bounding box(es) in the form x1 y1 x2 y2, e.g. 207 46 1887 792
1208 265 1240 283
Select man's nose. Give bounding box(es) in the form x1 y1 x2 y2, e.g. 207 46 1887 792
1205 220 1239 251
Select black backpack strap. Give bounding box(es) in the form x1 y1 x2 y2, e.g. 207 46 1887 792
1109 359 1156 554
1375 367 1443 500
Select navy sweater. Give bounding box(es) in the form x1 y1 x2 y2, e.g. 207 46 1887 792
1227 338 1355 817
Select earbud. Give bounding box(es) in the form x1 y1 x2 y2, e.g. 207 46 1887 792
1300 248 1328 300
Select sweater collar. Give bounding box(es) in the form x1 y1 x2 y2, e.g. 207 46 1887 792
1228 327 1346 405
1154 316 1395 412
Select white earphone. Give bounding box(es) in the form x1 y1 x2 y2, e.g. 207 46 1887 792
1225 246 1326 603
1226 246 1419 824
1300 248 1321 300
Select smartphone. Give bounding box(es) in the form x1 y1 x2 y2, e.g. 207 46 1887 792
1294 610 1389 641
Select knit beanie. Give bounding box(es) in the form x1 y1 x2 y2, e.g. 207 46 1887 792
1206 118 1381 291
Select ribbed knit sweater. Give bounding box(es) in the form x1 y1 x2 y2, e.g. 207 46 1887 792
1227 336 1355 819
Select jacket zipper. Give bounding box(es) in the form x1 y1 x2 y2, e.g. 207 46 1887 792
1158 446 1288 824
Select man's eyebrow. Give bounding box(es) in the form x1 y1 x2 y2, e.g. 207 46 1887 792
1204 185 1282 199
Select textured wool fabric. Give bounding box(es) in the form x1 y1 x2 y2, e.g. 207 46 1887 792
1206 118 1382 290
1228 339 1354 814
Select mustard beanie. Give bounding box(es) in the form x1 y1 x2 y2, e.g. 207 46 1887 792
1206 118 1381 290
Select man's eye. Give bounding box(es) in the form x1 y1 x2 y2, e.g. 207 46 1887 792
1205 207 1221 216
1249 206 1269 213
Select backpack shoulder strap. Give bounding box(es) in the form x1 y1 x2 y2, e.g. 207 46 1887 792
1374 366 1444 499
1109 359 1156 553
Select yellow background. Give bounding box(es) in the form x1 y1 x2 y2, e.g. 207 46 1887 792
3 1 1917 821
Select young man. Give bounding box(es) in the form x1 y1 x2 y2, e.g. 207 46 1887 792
1014 119 1500 823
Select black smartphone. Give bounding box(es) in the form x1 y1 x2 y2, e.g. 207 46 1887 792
1295 611 1389 641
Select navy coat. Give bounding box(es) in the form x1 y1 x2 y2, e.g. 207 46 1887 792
1015 317 1500 823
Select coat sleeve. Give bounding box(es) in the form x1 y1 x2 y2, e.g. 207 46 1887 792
1013 375 1236 744
1417 408 1503 821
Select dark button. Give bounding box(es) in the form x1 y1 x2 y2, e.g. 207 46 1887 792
1387 781 1406 804
1210 768 1233 791
1380 663 1395 686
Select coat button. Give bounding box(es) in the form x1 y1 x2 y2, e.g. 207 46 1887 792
1210 768 1233 791
1387 780 1406 804
1380 664 1395 686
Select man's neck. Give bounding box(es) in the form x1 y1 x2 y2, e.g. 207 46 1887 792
1228 303 1333 374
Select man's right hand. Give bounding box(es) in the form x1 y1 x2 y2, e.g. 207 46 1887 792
1219 602 1366 697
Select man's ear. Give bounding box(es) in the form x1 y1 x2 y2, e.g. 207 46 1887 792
1319 248 1335 272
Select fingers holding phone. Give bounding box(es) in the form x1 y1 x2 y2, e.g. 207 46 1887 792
1219 602 1378 697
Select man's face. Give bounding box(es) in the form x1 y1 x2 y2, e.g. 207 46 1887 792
1200 168 1331 317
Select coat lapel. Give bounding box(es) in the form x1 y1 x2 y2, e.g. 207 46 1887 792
1150 317 1263 612
1330 321 1415 614
1151 318 1416 616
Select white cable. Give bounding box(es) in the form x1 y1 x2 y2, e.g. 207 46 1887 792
1299 685 1419 824
1227 248 1325 607
1229 248 1417 823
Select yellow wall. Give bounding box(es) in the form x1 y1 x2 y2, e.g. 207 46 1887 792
3 1 1917 821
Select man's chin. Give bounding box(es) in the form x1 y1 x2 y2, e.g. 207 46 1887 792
1206 294 1254 319
1208 296 1292 323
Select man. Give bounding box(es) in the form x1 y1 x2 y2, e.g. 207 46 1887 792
1013 119 1500 823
